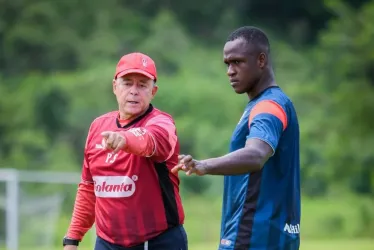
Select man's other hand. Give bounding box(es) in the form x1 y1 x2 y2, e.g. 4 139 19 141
171 154 207 176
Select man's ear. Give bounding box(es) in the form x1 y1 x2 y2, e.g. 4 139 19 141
151 84 158 97
258 52 267 69
112 79 116 94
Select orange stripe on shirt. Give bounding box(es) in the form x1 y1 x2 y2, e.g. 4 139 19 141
248 100 288 131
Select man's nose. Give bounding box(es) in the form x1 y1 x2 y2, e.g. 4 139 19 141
227 65 236 77
129 84 139 95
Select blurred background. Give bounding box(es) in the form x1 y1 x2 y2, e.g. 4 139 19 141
0 0 374 249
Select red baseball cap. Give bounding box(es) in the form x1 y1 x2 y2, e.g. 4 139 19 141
114 52 157 81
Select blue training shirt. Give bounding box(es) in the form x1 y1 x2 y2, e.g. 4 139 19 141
219 86 300 250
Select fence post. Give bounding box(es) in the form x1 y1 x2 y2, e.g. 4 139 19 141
6 170 19 250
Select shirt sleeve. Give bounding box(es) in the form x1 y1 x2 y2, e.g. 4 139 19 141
66 123 96 240
145 115 178 162
81 124 94 183
66 182 96 240
246 100 288 154
121 115 178 163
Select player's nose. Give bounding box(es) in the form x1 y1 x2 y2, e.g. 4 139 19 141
227 65 236 77
129 85 139 95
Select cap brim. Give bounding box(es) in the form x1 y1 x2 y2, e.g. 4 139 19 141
116 69 155 80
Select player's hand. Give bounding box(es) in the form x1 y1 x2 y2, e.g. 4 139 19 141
63 245 77 250
171 154 207 176
101 131 126 153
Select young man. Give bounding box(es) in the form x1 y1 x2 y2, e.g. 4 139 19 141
172 26 301 250
63 52 187 250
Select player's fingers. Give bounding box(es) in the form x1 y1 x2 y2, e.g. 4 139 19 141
113 139 125 154
186 168 197 176
176 163 188 170
178 154 185 161
180 155 193 164
111 137 120 152
112 146 120 154
105 133 116 149
184 160 196 169
101 131 111 139
171 164 184 174
171 166 180 174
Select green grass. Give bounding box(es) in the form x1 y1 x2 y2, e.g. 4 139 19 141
2 239 374 250
190 240 374 250
3 195 373 250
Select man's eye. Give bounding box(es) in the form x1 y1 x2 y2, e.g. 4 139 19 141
234 60 240 64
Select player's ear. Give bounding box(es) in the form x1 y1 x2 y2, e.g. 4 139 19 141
112 79 117 94
258 52 266 69
151 82 158 97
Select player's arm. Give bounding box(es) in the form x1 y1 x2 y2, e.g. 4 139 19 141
65 128 96 241
178 100 287 176
103 115 177 162
201 139 273 175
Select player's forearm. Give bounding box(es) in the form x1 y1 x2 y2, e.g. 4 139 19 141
202 147 267 175
66 182 96 240
120 122 176 161
120 129 155 157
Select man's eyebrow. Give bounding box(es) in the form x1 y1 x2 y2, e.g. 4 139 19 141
224 55 245 61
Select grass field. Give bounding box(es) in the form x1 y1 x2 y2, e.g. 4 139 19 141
189 240 374 250
2 195 373 250
2 239 374 250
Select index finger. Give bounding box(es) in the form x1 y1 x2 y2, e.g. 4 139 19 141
180 155 193 164
171 164 184 174
178 154 186 160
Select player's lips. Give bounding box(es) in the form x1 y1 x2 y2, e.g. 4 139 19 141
127 101 139 105
230 80 240 87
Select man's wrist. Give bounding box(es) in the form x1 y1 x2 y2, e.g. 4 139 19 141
200 160 211 175
63 236 80 246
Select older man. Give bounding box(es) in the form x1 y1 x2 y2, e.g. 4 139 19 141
63 52 187 250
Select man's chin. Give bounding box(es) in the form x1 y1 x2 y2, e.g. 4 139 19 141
232 87 246 94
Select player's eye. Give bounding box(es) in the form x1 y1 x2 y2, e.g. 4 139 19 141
120 82 132 87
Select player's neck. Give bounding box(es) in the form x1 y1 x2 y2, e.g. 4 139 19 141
118 106 149 122
247 70 277 100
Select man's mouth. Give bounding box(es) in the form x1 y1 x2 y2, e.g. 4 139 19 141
230 81 239 86
230 78 239 84
127 101 139 104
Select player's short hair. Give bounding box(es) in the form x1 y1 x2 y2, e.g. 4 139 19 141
227 26 270 54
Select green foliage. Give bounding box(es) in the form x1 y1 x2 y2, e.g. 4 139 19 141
300 0 374 195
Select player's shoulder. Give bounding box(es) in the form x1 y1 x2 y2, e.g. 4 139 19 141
89 111 117 128
147 106 176 124
257 86 294 110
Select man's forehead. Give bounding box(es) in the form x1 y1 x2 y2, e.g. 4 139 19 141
223 38 252 55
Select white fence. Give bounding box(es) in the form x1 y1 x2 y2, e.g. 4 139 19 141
0 168 85 250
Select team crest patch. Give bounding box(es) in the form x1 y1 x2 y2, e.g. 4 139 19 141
142 58 147 67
